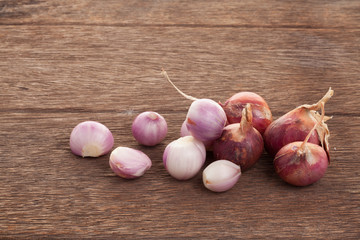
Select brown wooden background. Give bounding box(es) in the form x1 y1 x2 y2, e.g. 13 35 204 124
1 0 359 239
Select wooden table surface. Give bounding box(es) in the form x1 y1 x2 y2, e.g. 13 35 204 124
1 1 359 239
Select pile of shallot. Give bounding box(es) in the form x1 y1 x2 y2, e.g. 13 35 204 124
69 70 334 193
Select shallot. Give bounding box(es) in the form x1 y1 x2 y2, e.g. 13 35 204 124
109 147 152 179
213 104 264 171
70 121 114 157
163 136 206 180
132 111 167 146
162 70 227 142
203 160 241 192
274 103 329 186
220 91 272 135
264 88 333 157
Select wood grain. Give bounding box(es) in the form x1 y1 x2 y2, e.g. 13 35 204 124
0 113 359 238
1 26 359 113
0 0 359 239
0 0 359 28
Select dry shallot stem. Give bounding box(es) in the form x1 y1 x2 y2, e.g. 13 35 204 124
161 69 198 101
240 104 253 132
300 87 333 111
299 102 325 153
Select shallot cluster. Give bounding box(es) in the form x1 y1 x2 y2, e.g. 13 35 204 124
161 70 272 192
69 110 168 179
68 69 334 193
161 70 334 190
265 90 333 186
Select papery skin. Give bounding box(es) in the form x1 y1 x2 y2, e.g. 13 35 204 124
220 92 272 135
163 136 206 180
274 142 328 186
264 88 333 157
70 121 114 157
186 99 227 142
109 147 152 179
203 160 241 192
264 108 320 157
213 124 264 171
213 105 264 172
132 111 167 146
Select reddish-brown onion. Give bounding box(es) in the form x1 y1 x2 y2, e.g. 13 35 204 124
213 104 264 172
264 88 333 157
220 92 272 135
274 142 328 186
274 104 329 186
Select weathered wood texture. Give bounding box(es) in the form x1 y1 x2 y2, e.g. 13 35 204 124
0 0 360 28
0 1 359 239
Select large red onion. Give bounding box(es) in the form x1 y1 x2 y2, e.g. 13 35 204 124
264 88 333 158
220 92 272 135
273 105 329 186
213 104 264 172
274 142 329 186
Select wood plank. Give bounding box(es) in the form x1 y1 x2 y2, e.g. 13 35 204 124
0 0 359 28
0 112 358 238
0 3 359 238
1 26 359 115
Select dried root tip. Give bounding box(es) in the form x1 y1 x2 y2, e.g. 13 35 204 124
161 69 198 101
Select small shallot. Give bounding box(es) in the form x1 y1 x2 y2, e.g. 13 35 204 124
163 136 206 180
70 121 114 157
203 160 241 192
109 147 152 179
162 70 227 142
132 111 167 146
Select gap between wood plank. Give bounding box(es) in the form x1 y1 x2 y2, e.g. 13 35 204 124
0 22 358 30
0 108 356 117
